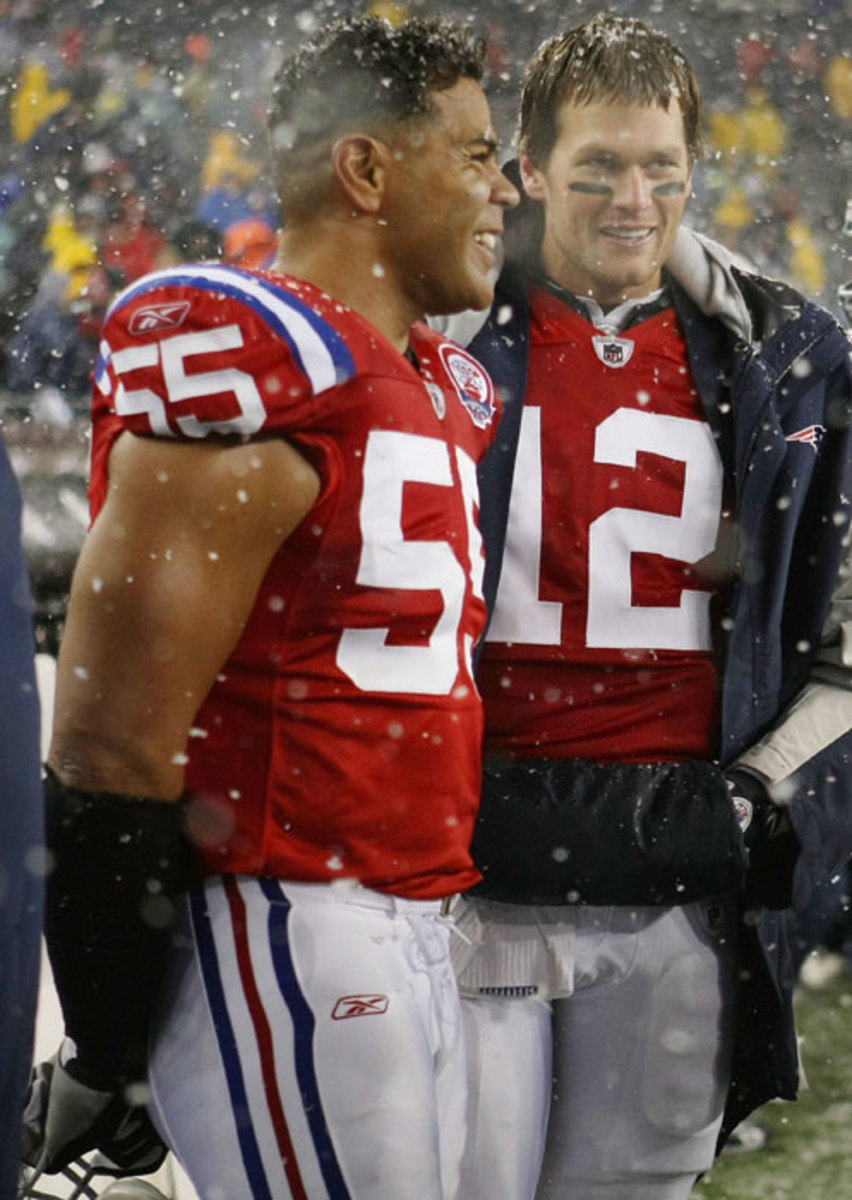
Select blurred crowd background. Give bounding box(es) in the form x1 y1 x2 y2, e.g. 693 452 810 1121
1 0 851 643
2 0 851 406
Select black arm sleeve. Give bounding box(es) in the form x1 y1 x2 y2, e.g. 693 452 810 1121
44 768 189 1086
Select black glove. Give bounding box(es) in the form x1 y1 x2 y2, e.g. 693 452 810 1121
727 768 799 910
21 1041 168 1176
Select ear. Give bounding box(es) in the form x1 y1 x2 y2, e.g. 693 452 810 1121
519 149 546 201
331 134 387 215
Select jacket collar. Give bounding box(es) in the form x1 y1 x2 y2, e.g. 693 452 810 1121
666 227 754 342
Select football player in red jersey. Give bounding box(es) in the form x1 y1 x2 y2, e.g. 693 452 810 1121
437 13 852 1200
25 16 517 1199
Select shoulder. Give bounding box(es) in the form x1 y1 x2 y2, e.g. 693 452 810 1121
731 271 850 379
668 228 846 360
94 264 372 442
101 263 359 395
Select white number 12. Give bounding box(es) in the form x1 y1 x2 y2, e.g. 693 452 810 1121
488 406 723 652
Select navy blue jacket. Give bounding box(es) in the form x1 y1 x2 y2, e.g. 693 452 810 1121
469 253 852 1137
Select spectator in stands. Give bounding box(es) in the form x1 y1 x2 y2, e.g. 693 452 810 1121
5 250 111 404
736 84 787 173
735 33 774 87
181 31 215 123
222 216 277 269
195 168 257 233
155 217 221 269
826 50 852 121
42 202 96 276
10 60 70 145
1 199 99 403
100 192 167 286
200 129 258 195
776 188 827 295
0 0 847 399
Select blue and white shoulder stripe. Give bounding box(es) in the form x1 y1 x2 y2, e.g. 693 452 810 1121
107 264 356 396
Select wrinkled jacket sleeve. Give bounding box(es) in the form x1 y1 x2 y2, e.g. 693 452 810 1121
668 229 852 909
734 361 852 908
737 536 852 783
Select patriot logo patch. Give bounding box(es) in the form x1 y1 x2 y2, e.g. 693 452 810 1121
592 335 635 368
785 424 825 452
129 300 192 335
439 343 496 429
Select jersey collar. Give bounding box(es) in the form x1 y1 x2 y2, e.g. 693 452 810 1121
534 269 672 335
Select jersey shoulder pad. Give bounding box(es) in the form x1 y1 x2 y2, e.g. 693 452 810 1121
95 264 358 440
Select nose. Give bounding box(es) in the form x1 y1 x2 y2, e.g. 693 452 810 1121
612 165 651 210
492 162 520 209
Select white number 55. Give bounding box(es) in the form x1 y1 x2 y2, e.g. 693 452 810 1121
337 430 482 695
103 325 266 437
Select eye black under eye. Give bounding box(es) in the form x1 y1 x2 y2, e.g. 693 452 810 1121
652 180 687 196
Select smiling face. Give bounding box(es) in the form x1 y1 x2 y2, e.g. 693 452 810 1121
522 99 693 305
382 77 519 317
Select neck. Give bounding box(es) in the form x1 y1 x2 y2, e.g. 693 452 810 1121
274 218 419 352
538 234 663 309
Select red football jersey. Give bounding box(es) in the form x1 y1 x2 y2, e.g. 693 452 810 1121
89 263 499 898
479 284 731 761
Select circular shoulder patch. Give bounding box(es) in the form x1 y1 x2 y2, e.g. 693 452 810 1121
438 343 496 429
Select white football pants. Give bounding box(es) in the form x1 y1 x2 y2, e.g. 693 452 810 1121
458 899 739 1200
148 877 467 1199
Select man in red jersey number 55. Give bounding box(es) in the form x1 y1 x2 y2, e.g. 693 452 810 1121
24 17 517 1200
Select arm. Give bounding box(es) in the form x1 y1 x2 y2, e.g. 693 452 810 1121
49 429 320 796
735 534 852 783
29 430 319 1174
732 507 852 911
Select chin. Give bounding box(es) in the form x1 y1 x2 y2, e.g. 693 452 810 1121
430 283 493 318
462 276 496 313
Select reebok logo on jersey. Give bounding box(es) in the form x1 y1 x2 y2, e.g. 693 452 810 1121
331 994 390 1020
438 343 496 429
592 335 635 368
128 301 192 335
785 424 825 452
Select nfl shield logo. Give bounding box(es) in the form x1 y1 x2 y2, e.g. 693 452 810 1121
592 335 635 368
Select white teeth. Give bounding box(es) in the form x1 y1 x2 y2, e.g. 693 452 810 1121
606 228 652 241
474 232 497 249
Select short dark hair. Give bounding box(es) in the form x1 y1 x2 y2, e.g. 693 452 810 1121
268 16 486 192
520 13 703 167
